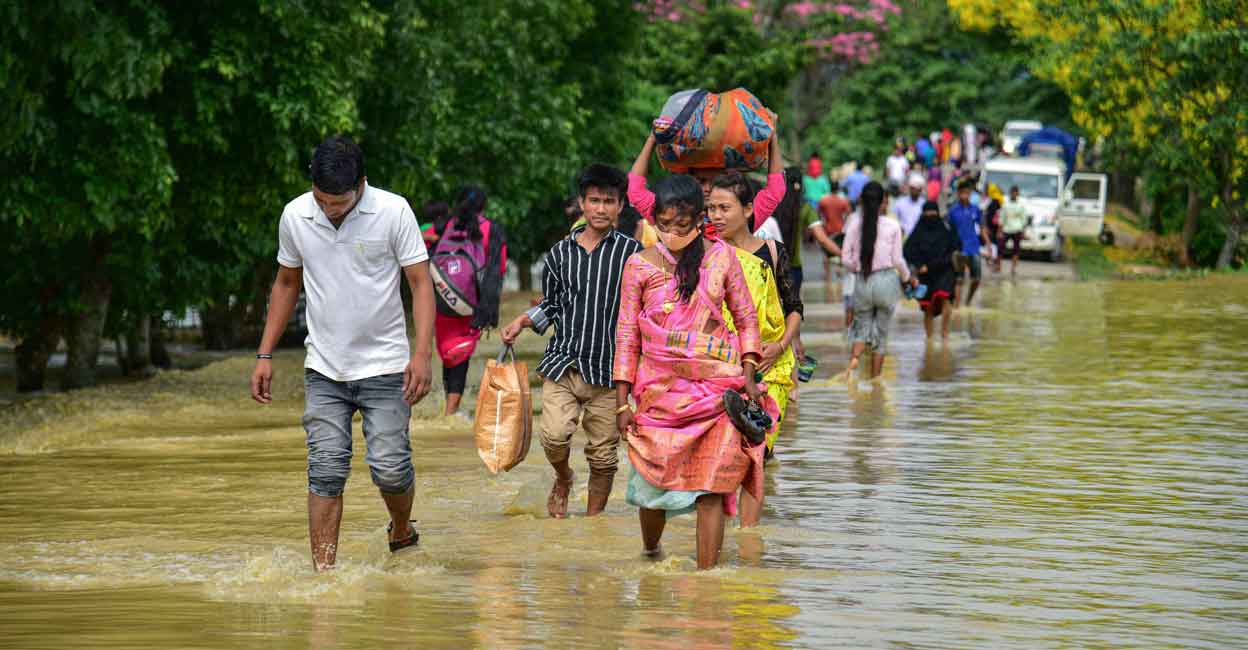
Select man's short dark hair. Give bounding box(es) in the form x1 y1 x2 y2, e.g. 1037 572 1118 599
310 135 365 195
577 164 627 201
957 178 975 192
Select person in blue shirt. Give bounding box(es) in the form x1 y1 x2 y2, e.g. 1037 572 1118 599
844 160 870 207
947 179 990 307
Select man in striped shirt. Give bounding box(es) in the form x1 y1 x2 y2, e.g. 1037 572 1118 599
501 164 642 519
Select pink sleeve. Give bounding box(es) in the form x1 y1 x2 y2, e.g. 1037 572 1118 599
613 256 645 384
721 251 762 359
627 173 656 223
891 224 909 281
752 173 787 221
842 222 860 272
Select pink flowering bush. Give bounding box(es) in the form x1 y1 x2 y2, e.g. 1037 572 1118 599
637 0 899 64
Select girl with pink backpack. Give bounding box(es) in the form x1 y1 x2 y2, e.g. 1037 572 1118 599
430 186 507 418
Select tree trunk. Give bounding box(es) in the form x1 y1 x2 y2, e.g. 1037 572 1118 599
1216 189 1243 270
200 300 240 350
61 274 112 390
150 315 172 369
125 316 154 377
115 336 130 375
15 326 59 393
517 261 534 292
1180 185 1201 267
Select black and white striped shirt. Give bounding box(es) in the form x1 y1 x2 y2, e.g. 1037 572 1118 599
525 227 642 386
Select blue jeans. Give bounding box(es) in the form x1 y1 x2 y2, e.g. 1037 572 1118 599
303 369 414 498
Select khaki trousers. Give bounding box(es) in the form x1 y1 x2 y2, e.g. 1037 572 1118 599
540 369 618 492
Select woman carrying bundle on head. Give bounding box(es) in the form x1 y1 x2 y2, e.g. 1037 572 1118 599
614 175 775 569
431 186 507 418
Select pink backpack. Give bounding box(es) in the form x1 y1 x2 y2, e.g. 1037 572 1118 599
431 218 489 317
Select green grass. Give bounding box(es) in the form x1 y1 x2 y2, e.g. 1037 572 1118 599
1069 236 1117 281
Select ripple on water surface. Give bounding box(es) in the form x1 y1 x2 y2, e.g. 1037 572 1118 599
1 274 1246 649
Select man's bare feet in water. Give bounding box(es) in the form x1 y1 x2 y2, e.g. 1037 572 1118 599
642 544 664 560
547 471 575 519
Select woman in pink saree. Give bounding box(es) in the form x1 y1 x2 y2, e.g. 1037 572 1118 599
614 175 775 570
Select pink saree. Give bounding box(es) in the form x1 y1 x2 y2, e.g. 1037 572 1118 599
614 239 774 514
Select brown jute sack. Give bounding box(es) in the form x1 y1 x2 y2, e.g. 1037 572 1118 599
474 345 532 474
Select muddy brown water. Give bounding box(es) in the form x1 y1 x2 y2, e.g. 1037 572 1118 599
1 272 1245 649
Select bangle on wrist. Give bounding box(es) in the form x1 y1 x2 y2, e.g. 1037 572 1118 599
615 404 632 415
256 353 273 360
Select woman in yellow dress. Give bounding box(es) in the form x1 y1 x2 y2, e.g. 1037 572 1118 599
705 171 803 527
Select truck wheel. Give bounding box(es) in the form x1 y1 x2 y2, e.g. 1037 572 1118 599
1098 227 1115 246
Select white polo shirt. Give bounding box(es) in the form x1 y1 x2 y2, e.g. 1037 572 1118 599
276 183 428 382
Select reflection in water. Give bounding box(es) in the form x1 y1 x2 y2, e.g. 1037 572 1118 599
1 275 1246 649
918 342 956 382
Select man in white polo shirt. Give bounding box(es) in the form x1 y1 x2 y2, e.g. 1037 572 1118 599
250 135 434 571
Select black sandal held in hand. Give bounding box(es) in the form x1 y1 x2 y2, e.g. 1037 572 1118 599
387 521 419 553
723 390 771 447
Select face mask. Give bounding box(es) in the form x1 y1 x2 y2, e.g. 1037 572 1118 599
658 225 700 253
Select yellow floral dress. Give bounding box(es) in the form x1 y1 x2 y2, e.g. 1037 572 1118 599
723 244 795 450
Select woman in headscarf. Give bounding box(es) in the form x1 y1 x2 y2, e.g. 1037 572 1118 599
904 200 958 339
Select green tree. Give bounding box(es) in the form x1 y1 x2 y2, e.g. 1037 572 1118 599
157 0 385 349
952 0 1248 269
0 0 176 390
362 0 647 289
805 0 1073 167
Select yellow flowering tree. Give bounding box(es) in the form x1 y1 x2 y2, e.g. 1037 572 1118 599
951 0 1247 268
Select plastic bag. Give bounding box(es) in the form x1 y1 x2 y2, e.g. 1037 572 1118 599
652 87 775 172
474 346 532 474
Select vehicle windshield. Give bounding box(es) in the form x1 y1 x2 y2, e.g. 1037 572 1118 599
986 171 1060 199
1004 127 1040 138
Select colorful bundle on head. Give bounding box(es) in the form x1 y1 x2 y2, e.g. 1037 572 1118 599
652 88 775 173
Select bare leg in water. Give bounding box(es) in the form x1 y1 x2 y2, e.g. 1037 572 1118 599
308 485 415 571
443 392 462 417
738 487 762 528
381 484 416 542
640 507 666 558
870 350 886 379
308 493 343 571
695 494 725 570
848 341 867 373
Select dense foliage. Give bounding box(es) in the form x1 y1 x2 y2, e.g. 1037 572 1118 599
2 0 1236 393
949 0 1247 269
804 0 1073 166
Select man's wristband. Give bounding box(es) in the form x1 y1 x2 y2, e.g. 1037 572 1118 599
256 353 273 360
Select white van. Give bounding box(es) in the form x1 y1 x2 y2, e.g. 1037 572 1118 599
983 158 1109 261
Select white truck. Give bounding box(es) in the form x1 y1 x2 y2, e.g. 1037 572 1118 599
999 120 1043 156
981 156 1108 261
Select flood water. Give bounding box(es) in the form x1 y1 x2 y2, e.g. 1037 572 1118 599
1 269 1246 649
